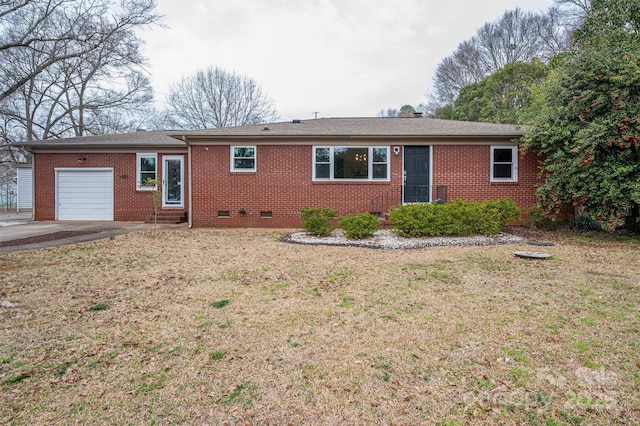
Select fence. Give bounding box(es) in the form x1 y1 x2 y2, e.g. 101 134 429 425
0 181 17 211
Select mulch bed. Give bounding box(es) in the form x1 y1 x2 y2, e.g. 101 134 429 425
0 231 98 247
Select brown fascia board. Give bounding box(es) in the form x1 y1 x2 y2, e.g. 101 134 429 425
12 139 187 152
176 134 523 145
20 145 188 154
16 145 188 154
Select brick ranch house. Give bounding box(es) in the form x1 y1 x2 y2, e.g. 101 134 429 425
16 117 538 228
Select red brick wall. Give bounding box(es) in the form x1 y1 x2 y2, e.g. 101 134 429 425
432 145 540 215
191 145 403 228
33 152 188 221
33 144 540 227
191 144 541 228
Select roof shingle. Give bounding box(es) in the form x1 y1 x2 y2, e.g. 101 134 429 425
12 130 186 148
13 117 524 149
170 117 524 138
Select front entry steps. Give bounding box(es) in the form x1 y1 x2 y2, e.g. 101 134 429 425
373 212 393 229
145 211 187 224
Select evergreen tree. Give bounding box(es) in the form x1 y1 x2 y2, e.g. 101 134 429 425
524 0 640 228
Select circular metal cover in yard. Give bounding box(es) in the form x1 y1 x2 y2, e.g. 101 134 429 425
514 251 552 260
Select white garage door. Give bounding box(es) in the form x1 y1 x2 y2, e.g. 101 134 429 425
56 169 114 220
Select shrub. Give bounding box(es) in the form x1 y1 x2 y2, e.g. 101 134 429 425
482 198 521 224
389 198 521 237
478 199 522 234
525 206 560 231
568 215 602 231
338 213 381 239
300 207 337 237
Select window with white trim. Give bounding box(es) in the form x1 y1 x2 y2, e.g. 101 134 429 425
313 146 389 180
491 146 518 182
137 153 157 189
231 146 256 171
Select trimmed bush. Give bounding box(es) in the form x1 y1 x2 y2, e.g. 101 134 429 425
389 198 521 237
338 213 381 239
477 199 522 234
300 207 337 237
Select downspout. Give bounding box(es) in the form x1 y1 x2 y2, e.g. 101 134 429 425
184 136 193 229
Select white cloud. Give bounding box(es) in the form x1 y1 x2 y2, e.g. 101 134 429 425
141 0 556 121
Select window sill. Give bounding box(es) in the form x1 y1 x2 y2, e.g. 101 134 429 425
490 180 518 185
312 180 391 184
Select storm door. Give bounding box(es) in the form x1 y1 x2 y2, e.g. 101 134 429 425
403 146 430 203
163 156 183 207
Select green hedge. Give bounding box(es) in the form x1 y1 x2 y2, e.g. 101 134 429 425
338 213 381 240
389 199 521 237
300 207 338 237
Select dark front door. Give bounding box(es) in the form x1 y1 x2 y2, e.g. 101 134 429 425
403 146 430 203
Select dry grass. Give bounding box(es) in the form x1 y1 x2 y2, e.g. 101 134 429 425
1 229 639 425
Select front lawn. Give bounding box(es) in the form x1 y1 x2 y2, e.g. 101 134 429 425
1 229 638 425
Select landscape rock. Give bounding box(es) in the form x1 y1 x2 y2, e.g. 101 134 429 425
286 230 522 249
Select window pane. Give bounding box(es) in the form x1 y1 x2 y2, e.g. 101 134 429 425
494 148 513 163
315 164 330 179
373 147 387 163
140 172 156 186
315 148 330 163
373 164 387 179
234 147 255 158
493 164 512 178
334 147 368 179
234 159 255 169
140 157 155 172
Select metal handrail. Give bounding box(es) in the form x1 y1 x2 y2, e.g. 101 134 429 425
370 185 448 216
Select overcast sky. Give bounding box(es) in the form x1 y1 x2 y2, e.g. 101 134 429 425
141 0 556 122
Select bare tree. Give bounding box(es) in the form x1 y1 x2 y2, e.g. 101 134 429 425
0 1 160 139
428 6 575 109
165 67 279 129
377 108 399 118
555 0 590 17
535 6 575 56
474 8 553 71
431 40 486 105
0 1 158 102
0 0 161 194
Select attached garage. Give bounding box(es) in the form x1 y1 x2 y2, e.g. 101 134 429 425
56 168 114 220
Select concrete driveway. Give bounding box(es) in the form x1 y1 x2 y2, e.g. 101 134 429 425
0 212 187 253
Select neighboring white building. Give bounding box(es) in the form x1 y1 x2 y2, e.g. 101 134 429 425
16 165 32 211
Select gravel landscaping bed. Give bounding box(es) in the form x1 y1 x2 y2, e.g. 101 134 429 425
286 229 523 249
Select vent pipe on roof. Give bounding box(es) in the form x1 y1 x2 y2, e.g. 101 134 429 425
292 119 301 124
413 112 423 118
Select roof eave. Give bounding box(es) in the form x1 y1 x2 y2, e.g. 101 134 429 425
12 142 187 151
176 133 524 144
